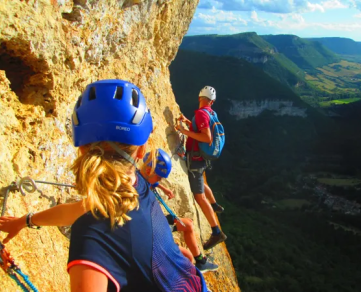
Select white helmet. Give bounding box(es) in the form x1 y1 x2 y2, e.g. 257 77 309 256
199 86 216 101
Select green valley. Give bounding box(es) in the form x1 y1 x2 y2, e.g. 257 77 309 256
170 45 361 292
180 33 305 88
180 33 361 108
261 34 340 72
306 37 361 63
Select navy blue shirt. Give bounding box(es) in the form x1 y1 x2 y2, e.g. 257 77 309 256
68 172 205 292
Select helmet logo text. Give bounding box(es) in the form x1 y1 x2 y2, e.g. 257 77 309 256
116 126 131 131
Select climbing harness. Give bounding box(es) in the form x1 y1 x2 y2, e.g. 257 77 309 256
172 117 187 161
173 133 186 161
1 176 75 216
173 115 212 177
1 177 75 290
0 242 38 292
152 188 186 227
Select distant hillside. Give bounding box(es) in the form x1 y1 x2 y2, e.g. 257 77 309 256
261 34 340 72
170 49 304 114
307 37 361 56
170 49 337 200
180 32 305 88
171 46 361 292
180 33 361 107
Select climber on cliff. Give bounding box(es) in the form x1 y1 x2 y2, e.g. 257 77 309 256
0 79 208 292
176 86 227 250
141 148 219 273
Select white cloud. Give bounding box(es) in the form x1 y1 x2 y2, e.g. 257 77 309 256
197 13 217 24
321 0 348 9
306 2 325 12
348 0 361 10
261 13 361 33
213 0 310 13
189 0 361 40
316 21 361 31
291 13 306 23
250 11 273 26
198 0 360 13
251 11 259 21
196 10 248 25
198 0 223 9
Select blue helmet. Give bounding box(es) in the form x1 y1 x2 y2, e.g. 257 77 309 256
72 79 153 147
143 149 172 178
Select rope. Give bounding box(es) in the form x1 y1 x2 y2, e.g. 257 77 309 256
171 130 186 161
1 182 18 217
15 269 38 292
1 177 75 216
1 176 70 291
9 273 30 292
152 189 186 227
18 176 75 197
33 180 75 188
1 243 38 292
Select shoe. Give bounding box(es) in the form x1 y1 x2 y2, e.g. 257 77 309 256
212 203 224 214
203 232 227 250
196 258 219 273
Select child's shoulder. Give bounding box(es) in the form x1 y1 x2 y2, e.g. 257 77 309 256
135 171 153 197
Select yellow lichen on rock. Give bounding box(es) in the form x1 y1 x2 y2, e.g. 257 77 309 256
0 1 240 291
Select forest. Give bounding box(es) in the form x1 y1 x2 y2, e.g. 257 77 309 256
171 45 361 291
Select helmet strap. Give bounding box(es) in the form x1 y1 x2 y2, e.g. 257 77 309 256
107 141 138 168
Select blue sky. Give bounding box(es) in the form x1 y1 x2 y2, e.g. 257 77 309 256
187 0 361 41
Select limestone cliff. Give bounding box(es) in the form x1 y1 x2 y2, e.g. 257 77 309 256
0 1 240 291
229 99 307 119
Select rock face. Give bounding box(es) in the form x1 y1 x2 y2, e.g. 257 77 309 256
0 1 240 291
229 99 307 119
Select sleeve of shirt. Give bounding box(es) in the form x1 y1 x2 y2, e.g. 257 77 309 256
67 214 123 292
195 110 210 131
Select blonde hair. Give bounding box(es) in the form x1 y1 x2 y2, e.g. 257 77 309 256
71 141 155 228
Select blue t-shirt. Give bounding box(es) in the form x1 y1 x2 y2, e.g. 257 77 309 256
67 172 205 292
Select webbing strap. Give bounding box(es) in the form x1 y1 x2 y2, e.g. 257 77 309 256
9 273 30 292
16 269 38 292
107 141 137 168
187 140 201 178
152 189 185 227
3 266 38 292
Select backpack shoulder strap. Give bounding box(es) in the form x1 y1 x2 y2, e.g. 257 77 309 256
200 108 218 121
192 115 197 132
200 108 212 116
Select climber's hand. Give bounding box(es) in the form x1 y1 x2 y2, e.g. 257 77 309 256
178 114 191 126
163 189 175 200
175 119 187 134
0 216 26 244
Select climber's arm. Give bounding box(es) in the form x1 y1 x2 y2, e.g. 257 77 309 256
179 114 192 127
157 184 175 199
177 127 212 144
31 200 88 226
0 201 88 243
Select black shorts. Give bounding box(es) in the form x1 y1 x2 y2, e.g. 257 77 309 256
187 159 207 195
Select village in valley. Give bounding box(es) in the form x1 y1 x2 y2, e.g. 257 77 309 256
261 174 361 217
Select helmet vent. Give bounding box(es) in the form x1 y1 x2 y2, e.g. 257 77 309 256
76 95 82 108
114 86 124 100
131 89 139 107
89 87 96 100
